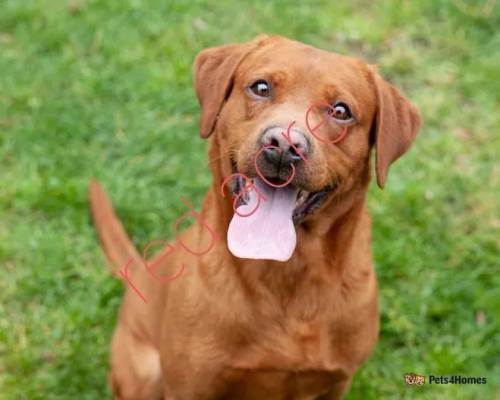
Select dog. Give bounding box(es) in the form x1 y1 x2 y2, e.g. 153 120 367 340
89 35 420 399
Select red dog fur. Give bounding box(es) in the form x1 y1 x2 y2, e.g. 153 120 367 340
89 35 420 399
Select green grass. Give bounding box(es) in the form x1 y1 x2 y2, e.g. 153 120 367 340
1 0 499 399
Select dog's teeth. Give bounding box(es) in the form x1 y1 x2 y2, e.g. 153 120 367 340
295 190 309 207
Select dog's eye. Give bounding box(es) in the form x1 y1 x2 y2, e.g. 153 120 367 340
328 102 352 121
249 80 271 98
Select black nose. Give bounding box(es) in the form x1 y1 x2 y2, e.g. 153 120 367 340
261 126 310 167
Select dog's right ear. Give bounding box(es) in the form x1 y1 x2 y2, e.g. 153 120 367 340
193 37 266 138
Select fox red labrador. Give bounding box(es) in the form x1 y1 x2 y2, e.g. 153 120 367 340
89 35 420 399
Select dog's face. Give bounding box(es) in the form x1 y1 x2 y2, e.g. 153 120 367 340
220 39 377 194
194 36 420 261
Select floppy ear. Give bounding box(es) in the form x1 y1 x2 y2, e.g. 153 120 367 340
193 38 264 138
371 72 421 188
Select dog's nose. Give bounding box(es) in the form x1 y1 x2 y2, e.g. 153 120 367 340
261 126 310 166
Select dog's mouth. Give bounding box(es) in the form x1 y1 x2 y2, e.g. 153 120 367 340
226 162 335 262
230 174 334 223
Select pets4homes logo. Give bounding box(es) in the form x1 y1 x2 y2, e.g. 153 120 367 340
404 372 487 387
404 373 425 386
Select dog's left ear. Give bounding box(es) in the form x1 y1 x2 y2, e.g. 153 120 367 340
371 70 421 188
193 37 266 138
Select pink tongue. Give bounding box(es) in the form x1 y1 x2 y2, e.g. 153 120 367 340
227 178 298 262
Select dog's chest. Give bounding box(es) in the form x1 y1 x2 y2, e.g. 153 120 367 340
235 318 333 368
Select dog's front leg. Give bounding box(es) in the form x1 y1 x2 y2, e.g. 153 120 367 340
162 367 227 400
160 325 230 399
315 377 352 400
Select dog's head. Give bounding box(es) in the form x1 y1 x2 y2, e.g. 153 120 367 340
193 35 420 261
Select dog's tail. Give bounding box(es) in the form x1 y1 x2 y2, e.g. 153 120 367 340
88 179 142 275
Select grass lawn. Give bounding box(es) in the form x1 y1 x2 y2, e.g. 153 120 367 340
1 0 499 398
